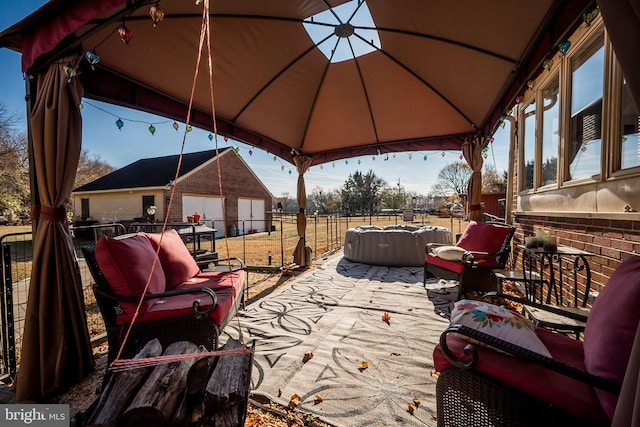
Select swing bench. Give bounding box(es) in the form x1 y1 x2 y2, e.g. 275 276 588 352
82 229 246 364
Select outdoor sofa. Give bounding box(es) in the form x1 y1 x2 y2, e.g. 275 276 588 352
82 229 245 363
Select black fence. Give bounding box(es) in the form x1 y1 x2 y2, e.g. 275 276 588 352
0 212 451 381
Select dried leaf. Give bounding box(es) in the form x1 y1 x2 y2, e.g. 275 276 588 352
407 307 413 312
245 415 261 427
382 312 391 324
407 403 415 415
413 398 421 407
289 393 301 409
303 351 314 363
314 394 323 403
278 388 282 397
358 360 369 372
391 352 401 356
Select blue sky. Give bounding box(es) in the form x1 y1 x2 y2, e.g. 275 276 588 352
0 1 510 198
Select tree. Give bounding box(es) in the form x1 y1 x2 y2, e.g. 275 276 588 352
308 186 340 214
340 170 385 214
482 164 507 192
379 181 408 210
432 162 471 198
75 150 115 188
275 193 296 213
0 104 29 221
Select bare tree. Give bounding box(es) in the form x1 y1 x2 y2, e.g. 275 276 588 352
74 149 115 188
0 104 29 221
482 164 507 192
432 162 472 197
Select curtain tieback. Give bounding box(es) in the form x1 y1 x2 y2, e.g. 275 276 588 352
31 205 67 222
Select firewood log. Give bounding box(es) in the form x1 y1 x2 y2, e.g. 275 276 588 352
118 341 201 426
84 339 162 427
202 338 254 427
172 347 214 426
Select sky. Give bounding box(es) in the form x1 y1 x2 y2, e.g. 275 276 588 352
0 1 510 198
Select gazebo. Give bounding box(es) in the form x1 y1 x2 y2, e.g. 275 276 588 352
0 2 638 420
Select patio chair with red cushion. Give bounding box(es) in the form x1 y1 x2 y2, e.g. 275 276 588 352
433 255 640 426
424 221 515 299
81 229 246 364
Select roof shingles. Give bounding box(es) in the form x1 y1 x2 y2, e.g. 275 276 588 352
74 149 229 192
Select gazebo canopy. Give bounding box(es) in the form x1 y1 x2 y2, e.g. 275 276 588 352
0 0 595 165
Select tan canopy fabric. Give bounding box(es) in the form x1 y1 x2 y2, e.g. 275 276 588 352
293 155 313 266
0 1 597 166
462 135 485 222
15 56 94 401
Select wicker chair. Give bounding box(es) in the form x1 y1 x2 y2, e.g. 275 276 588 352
424 221 515 298
433 256 640 426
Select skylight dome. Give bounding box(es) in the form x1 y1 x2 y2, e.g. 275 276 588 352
303 1 380 63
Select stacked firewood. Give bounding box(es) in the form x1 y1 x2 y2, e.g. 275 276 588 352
83 338 254 427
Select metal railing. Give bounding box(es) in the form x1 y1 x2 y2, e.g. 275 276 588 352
0 213 443 380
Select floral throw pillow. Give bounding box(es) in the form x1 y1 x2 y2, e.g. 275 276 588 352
450 300 552 358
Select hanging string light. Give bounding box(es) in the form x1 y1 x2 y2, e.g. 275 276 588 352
149 3 165 27
84 50 100 69
558 40 571 55
63 63 78 82
84 19 119 69
118 22 133 44
583 7 599 26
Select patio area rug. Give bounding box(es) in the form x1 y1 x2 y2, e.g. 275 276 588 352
224 254 458 427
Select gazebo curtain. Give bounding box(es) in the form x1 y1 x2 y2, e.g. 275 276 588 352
15 55 94 401
462 135 485 222
292 155 313 267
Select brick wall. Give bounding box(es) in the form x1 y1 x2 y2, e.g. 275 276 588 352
512 214 640 304
163 150 273 224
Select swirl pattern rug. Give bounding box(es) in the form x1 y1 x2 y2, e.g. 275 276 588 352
225 254 458 426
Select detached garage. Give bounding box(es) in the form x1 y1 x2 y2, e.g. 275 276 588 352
73 148 274 236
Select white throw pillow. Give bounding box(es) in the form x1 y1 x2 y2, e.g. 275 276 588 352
450 300 552 358
432 245 466 261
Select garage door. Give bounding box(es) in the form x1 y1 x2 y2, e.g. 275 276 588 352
238 198 265 234
182 195 224 237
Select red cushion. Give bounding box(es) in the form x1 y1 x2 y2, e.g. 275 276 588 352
95 235 166 314
115 269 245 325
456 221 512 264
434 328 609 425
145 229 200 289
426 252 502 272
583 256 640 420
426 253 467 274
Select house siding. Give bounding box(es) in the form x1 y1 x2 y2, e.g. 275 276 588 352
73 189 165 222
